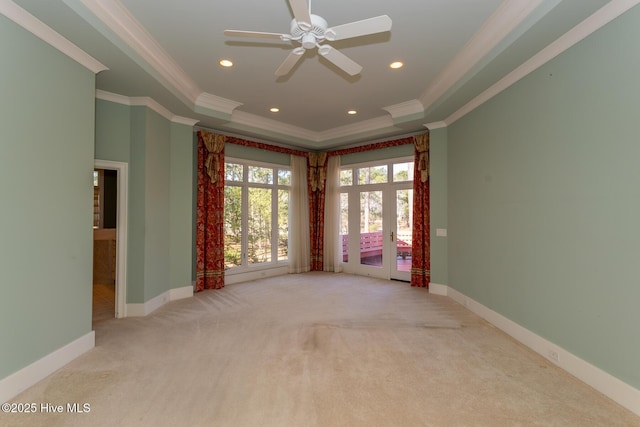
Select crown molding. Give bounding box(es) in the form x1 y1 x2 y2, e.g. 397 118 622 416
0 0 107 73
64 0 200 105
194 92 244 121
382 99 425 122
418 0 548 111
95 89 130 105
223 109 400 149
425 121 447 130
317 115 397 143
65 0 247 124
445 0 640 126
228 110 316 142
130 96 175 121
171 116 200 127
96 90 199 126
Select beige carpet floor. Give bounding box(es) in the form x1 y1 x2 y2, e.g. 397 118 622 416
4 272 639 426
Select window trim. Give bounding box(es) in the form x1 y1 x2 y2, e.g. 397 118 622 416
340 156 414 188
224 157 291 274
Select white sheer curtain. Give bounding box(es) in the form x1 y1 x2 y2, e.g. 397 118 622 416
288 154 310 273
323 155 342 272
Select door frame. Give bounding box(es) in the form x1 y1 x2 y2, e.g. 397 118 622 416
340 157 413 281
94 159 128 318
389 186 412 282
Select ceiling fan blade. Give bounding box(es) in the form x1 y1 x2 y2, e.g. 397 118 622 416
317 45 362 76
275 47 306 76
288 0 311 28
224 30 286 40
325 15 392 41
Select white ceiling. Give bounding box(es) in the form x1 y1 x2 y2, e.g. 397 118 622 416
7 0 620 150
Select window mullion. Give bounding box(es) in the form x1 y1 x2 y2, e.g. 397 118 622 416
271 168 278 264
241 166 249 267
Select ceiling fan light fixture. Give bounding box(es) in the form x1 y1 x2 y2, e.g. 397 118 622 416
224 1 392 77
219 59 233 68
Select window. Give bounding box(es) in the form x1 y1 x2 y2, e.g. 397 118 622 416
358 165 387 185
393 162 414 182
224 159 290 270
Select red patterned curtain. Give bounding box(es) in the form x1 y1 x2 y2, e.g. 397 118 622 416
308 152 328 271
196 131 226 291
411 133 430 288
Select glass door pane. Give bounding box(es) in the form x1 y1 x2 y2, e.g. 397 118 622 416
395 189 413 276
248 187 272 264
340 193 349 263
360 191 383 267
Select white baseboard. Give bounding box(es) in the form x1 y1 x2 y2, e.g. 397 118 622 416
444 285 640 418
225 265 289 285
428 282 448 296
0 331 95 404
126 285 194 317
169 285 195 301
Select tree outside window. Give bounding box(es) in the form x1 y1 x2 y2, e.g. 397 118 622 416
224 161 290 270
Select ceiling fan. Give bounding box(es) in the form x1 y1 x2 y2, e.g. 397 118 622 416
224 0 392 77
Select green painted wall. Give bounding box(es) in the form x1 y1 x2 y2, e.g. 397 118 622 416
95 99 130 161
340 143 413 165
143 109 171 300
127 107 147 303
429 127 448 285
95 101 193 303
448 6 640 389
170 123 194 290
226 141 291 165
0 17 95 379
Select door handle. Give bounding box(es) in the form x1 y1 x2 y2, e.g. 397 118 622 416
390 231 394 242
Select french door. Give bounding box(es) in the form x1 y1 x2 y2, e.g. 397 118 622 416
339 159 413 281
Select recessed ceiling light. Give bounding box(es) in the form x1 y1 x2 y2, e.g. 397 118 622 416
219 59 233 68
347 110 357 115
389 61 404 69
270 107 280 113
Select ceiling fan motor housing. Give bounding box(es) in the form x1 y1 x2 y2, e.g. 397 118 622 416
291 14 328 49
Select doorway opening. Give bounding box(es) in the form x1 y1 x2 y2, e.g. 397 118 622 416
93 168 117 323
93 160 128 321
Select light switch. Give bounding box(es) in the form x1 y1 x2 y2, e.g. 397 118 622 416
436 228 447 237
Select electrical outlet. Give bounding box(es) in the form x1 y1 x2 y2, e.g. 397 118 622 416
547 349 559 362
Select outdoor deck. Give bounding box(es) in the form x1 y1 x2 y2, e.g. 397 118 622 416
341 232 412 270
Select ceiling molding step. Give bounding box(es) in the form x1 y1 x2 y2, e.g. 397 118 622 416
171 116 200 127
229 110 317 143
382 100 425 124
317 116 397 142
64 0 200 106
130 96 182 123
425 121 447 130
445 0 640 126
418 0 547 111
130 97 200 126
194 92 244 121
0 0 107 73
226 111 401 147
96 89 131 105
96 90 199 126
